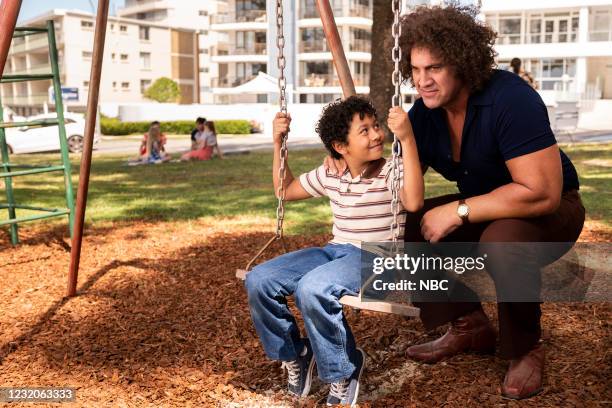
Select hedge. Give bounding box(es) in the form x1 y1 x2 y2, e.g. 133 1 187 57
101 118 251 135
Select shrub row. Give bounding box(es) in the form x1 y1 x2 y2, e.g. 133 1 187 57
101 118 251 135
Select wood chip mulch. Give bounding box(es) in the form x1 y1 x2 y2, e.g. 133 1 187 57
0 219 610 407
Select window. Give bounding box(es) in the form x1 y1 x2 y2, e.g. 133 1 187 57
111 52 116 60
528 58 576 90
83 81 90 88
200 67 210 73
350 28 371 52
139 26 150 41
119 25 128 33
121 81 130 89
120 53 129 62
112 81 117 89
81 20 94 29
199 10 208 16
140 79 151 94
110 23 115 30
140 52 151 69
82 51 92 60
498 14 521 44
590 9 612 41
527 12 580 44
300 27 326 52
257 94 267 103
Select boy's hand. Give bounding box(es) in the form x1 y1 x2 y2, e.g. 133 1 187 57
387 107 414 143
273 112 291 144
323 156 347 176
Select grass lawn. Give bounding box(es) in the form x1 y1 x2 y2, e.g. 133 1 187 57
1 143 610 236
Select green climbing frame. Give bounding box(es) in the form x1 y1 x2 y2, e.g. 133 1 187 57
0 21 75 245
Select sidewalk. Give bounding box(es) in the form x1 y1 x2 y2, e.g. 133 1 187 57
94 133 324 156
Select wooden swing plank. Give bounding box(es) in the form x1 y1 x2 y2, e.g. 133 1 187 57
236 269 419 317
339 295 420 317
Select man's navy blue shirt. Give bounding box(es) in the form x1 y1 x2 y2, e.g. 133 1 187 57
408 69 580 198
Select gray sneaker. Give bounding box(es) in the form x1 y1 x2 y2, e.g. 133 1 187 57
281 338 315 398
326 348 366 407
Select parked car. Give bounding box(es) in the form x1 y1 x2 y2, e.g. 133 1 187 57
3 112 100 154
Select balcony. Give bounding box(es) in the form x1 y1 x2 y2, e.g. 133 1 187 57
232 43 267 55
9 63 52 76
300 73 367 87
349 38 370 52
211 75 257 88
212 10 267 24
2 93 49 106
299 1 372 19
10 35 49 54
299 41 328 53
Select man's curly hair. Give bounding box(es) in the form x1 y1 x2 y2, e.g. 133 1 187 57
316 96 377 160
398 6 497 92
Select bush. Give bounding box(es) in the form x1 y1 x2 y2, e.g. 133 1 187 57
101 118 252 135
143 77 181 103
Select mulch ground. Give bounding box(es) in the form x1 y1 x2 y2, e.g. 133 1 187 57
0 218 610 407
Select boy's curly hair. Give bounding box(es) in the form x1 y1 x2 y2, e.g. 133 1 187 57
316 96 377 160
398 6 497 92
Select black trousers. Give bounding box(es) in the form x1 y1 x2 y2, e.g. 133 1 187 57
404 190 585 359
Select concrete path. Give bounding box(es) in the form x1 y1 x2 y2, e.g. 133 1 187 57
93 129 611 157
93 134 323 156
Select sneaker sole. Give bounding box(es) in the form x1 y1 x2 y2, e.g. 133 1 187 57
349 348 366 407
300 354 316 398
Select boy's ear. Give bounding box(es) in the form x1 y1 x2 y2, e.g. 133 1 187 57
332 141 348 156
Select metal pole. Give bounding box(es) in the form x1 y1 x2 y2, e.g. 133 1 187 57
48 20 76 238
0 0 22 76
68 0 109 296
315 0 356 98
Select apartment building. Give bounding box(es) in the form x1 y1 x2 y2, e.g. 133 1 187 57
481 0 612 99
117 0 223 103
0 9 199 115
209 0 373 104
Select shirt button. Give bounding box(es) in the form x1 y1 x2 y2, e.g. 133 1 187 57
447 154 451 159
464 170 469 175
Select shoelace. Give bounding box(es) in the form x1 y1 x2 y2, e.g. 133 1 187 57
281 360 301 386
329 379 349 401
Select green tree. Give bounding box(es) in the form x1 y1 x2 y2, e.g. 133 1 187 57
144 77 181 103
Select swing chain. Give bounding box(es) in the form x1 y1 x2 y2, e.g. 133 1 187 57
390 0 403 243
275 0 288 238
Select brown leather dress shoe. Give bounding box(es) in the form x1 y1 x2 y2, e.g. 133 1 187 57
406 308 496 363
502 344 545 400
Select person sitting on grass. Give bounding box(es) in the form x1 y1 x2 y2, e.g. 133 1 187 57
244 96 424 407
181 121 223 161
132 121 170 164
190 117 206 150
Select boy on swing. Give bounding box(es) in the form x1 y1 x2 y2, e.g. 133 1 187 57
245 96 423 406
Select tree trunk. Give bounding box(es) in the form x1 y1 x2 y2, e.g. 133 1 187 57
369 0 395 141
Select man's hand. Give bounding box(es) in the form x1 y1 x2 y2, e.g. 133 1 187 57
323 155 347 176
420 201 463 242
272 112 291 144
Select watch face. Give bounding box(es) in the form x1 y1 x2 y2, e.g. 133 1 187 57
458 204 469 217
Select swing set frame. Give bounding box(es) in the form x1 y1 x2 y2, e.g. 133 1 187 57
0 0 417 315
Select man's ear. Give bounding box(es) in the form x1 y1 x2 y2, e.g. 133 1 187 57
332 141 347 156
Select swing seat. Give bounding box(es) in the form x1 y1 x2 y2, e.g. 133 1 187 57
235 270 419 317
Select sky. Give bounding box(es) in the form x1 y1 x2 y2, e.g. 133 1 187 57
18 0 126 22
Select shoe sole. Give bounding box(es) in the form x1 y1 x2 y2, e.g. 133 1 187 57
501 386 543 400
349 348 366 407
300 354 316 398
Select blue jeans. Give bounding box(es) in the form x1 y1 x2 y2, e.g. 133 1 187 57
245 243 361 383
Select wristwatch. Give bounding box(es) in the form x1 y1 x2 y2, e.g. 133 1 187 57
457 199 470 224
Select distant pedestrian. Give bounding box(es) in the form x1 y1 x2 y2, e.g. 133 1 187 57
510 58 538 89
191 117 206 150
181 121 222 161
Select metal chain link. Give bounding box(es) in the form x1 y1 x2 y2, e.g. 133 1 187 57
275 0 288 238
390 0 403 243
